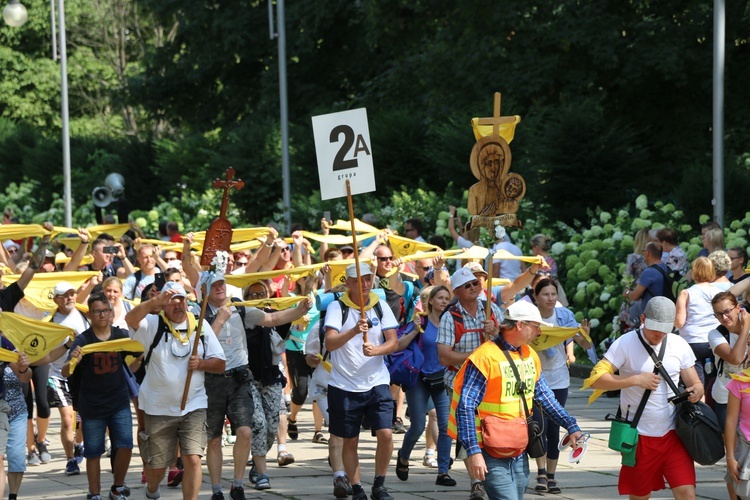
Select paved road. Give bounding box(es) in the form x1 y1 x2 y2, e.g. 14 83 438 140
14 377 730 499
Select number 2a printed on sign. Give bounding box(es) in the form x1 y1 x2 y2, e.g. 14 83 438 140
312 108 377 201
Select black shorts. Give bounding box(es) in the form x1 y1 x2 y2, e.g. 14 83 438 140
328 384 393 439
47 377 72 408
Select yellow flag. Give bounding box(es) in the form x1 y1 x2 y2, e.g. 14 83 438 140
317 353 332 373
1 271 100 312
0 312 75 363
387 235 438 260
230 240 262 252
471 116 521 143
0 348 19 363
531 326 591 352
137 239 187 252
327 259 375 288
327 219 381 233
581 359 616 405
444 246 490 261
68 338 145 374
0 224 51 240
224 264 322 288
86 224 132 240
233 296 308 310
491 249 545 266
55 252 94 266
300 231 379 246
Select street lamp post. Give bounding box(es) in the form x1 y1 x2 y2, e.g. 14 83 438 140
3 0 73 228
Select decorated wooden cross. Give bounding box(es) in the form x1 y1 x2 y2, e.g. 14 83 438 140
200 167 245 267
475 92 518 138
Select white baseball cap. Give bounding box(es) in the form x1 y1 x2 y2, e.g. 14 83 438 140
345 262 373 279
450 267 476 290
505 301 553 327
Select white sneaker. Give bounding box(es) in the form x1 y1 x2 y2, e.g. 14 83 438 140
422 455 438 468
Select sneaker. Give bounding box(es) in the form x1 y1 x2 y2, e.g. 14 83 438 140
333 475 351 498
352 490 367 500
277 451 295 466
229 485 246 500
36 441 51 463
255 474 271 490
27 450 41 466
166 467 183 487
75 443 85 464
392 417 406 434
422 455 438 468
108 489 129 500
210 493 225 500
65 457 80 476
287 419 298 440
469 482 488 500
370 486 393 500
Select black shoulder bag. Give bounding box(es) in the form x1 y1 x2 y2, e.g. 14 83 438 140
636 330 725 465
501 349 545 458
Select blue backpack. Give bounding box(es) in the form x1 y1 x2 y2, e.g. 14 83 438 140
386 318 426 388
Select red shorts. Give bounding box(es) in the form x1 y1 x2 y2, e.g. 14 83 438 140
618 430 696 496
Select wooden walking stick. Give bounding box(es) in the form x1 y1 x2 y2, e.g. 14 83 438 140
345 180 368 343
180 168 244 410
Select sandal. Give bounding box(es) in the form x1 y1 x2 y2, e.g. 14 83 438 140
277 451 295 466
255 474 271 490
547 479 561 494
312 431 328 444
288 419 298 440
395 451 409 481
535 474 548 492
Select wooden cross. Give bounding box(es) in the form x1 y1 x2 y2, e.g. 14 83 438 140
476 92 517 137
200 167 245 267
213 167 245 219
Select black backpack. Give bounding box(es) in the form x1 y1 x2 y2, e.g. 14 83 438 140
649 264 677 302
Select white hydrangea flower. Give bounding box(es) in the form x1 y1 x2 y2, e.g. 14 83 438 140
589 318 600 329
612 231 623 241
550 242 565 255
600 292 611 303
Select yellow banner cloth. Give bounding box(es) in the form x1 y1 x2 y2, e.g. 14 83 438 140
233 296 307 310
299 231 379 246
1 271 100 312
0 348 19 363
730 367 750 392
224 264 322 288
387 235 439 260
55 253 94 266
327 219 381 233
67 338 145 374
317 353 332 373
0 312 75 363
581 359 616 405
471 116 521 143
532 326 591 352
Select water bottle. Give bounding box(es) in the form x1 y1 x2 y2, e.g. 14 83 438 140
704 357 713 375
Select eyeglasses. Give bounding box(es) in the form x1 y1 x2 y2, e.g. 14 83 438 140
522 321 542 332
419 266 431 271
730 256 742 261
377 256 393 262
714 307 737 319
90 308 112 316
461 280 480 290
247 292 268 299
280 247 290 253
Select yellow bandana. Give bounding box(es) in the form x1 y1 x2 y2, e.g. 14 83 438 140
532 326 591 352
159 311 197 345
338 291 381 312
0 312 75 363
581 359 616 405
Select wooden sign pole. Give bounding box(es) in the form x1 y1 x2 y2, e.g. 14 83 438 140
345 180 368 343
181 168 244 410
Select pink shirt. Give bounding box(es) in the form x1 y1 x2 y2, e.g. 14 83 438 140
727 378 750 438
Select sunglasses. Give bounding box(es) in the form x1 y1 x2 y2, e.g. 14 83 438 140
419 266 431 271
247 292 268 299
377 256 393 262
461 280 480 290
280 247 291 253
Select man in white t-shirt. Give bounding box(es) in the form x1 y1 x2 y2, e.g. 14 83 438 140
324 263 399 500
591 297 703 499
126 281 226 500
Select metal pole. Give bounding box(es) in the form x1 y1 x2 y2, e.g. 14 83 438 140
49 0 56 60
277 0 291 233
712 0 725 226
59 0 72 227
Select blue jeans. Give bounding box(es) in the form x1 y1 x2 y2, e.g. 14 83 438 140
688 342 712 386
398 377 452 473
482 450 529 500
81 406 133 459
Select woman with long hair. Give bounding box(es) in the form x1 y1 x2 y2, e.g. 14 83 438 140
531 278 591 495
395 285 456 487
709 291 750 500
620 229 649 327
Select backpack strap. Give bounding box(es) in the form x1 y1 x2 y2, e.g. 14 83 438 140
143 316 169 372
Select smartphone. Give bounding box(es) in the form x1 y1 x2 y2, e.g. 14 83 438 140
323 211 331 223
154 273 166 291
103 245 118 254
